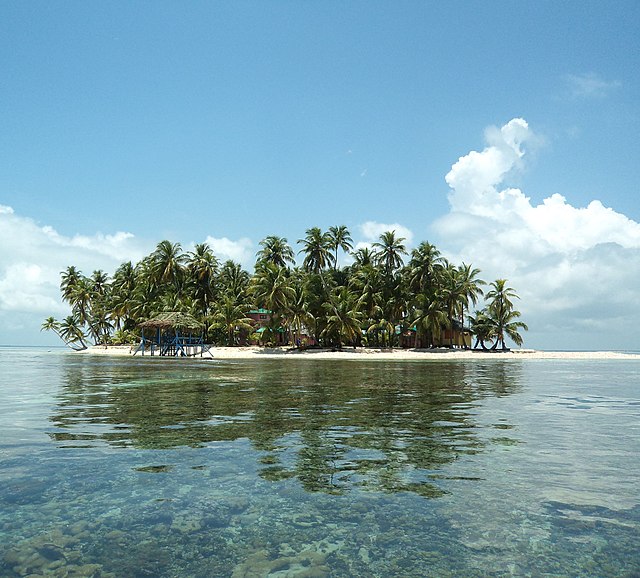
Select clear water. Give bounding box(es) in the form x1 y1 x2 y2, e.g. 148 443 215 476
1 347 639 577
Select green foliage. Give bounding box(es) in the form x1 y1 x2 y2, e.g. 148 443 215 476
111 329 138 345
298 227 334 273
210 296 254 346
322 287 363 348
256 236 295 268
372 229 408 274
46 228 527 349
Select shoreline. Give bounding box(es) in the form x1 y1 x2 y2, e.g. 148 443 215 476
78 345 640 361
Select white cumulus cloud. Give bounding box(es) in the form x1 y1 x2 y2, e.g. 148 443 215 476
434 119 640 350
0 205 150 343
203 236 254 267
0 205 257 344
359 221 414 246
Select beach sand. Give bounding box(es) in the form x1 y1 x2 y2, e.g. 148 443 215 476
80 345 640 360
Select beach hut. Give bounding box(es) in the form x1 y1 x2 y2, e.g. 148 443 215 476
134 311 208 357
246 308 288 345
400 320 472 349
440 320 472 348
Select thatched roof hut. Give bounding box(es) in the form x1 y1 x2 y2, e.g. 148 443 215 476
139 311 202 332
134 311 209 357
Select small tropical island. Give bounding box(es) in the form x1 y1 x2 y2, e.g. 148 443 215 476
43 226 528 356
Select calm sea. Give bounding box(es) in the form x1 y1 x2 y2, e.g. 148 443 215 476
1 347 639 577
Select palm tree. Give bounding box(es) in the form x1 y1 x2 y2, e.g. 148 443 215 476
383 275 409 347
351 247 374 268
456 263 485 346
322 287 363 349
187 243 219 320
372 231 407 275
439 263 465 347
42 316 88 350
88 311 113 346
60 266 82 304
41 317 66 346
250 262 295 322
486 279 517 315
300 269 335 343
157 290 195 314
110 261 138 330
91 270 110 296
350 264 383 322
298 227 334 273
494 310 528 349
366 317 395 348
58 315 88 350
218 260 250 304
285 284 314 347
410 293 448 348
211 296 254 346
112 261 136 291
128 259 158 321
407 241 444 294
69 277 94 329
60 267 95 341
485 279 528 350
328 225 353 270
87 270 112 344
469 309 495 350
256 236 295 268
151 240 187 288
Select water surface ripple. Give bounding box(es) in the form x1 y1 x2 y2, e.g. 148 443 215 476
1 348 639 576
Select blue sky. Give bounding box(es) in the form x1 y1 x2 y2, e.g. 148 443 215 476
1 1 639 350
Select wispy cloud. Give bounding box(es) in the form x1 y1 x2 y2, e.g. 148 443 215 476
565 72 621 99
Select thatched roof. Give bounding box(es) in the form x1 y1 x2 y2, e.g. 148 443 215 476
139 311 202 331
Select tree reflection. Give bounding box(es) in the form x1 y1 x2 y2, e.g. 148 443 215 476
50 357 522 496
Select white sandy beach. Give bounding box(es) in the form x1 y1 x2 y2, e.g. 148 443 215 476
80 345 640 360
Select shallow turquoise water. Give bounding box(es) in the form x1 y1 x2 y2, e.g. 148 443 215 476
1 347 639 577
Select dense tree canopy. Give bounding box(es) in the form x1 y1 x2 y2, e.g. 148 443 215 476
44 227 527 350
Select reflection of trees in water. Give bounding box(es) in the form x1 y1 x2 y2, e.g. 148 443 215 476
50 357 523 496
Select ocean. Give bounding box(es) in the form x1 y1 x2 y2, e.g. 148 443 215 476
1 347 639 577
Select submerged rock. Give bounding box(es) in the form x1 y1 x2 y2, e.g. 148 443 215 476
171 515 203 533
2 526 119 578
231 548 330 578
2 477 49 505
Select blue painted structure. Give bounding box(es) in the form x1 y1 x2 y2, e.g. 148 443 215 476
133 312 211 357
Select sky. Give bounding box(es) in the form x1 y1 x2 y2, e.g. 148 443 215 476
1 1 639 350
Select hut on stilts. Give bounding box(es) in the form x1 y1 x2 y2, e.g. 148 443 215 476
133 312 211 357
